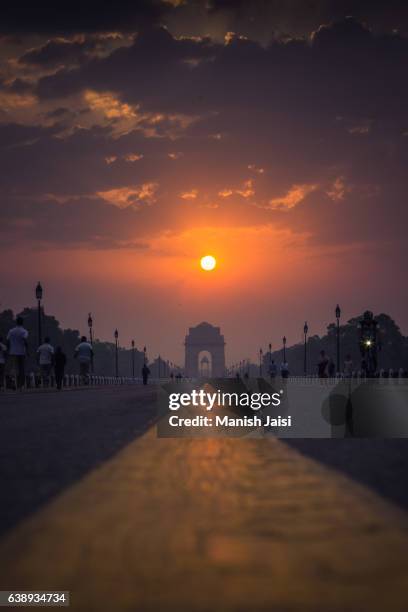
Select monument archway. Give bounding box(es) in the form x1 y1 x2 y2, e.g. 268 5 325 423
198 351 212 377
185 322 226 378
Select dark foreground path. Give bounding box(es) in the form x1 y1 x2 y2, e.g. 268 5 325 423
1 388 408 611
0 386 158 535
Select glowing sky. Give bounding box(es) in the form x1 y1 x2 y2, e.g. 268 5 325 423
1 1 408 363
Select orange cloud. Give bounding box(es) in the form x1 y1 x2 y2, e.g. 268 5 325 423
83 90 197 139
268 183 317 210
85 89 136 119
327 177 347 201
248 164 264 174
168 152 183 160
218 180 255 199
180 189 198 200
124 153 143 162
218 189 233 198
97 183 158 208
237 179 255 198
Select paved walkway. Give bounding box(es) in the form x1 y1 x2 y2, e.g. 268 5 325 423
0 386 157 535
1 389 408 611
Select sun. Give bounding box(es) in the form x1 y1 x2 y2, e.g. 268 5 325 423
200 255 216 271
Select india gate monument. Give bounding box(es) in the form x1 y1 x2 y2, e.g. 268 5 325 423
184 322 226 378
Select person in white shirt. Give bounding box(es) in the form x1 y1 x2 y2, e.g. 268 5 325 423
7 317 28 390
0 336 7 390
37 337 54 387
74 336 93 383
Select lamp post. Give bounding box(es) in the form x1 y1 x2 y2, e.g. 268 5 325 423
88 313 93 372
158 355 161 379
303 322 308 375
131 340 135 378
35 282 43 347
259 348 263 377
88 313 93 344
283 336 286 363
358 311 378 376
335 304 341 374
114 329 119 378
269 342 272 374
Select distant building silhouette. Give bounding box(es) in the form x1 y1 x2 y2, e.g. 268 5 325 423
185 322 225 377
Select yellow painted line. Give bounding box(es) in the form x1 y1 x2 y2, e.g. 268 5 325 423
1 427 408 611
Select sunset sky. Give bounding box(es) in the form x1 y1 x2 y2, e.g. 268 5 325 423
1 0 408 364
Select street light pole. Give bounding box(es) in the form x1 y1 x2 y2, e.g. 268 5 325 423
114 329 119 378
335 304 341 375
131 340 135 378
283 336 286 363
259 348 263 377
303 322 308 375
88 313 93 372
88 313 93 344
158 355 161 379
269 343 272 375
35 282 43 347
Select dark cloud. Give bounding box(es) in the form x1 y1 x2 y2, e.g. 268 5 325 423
36 26 218 104
1 15 408 258
18 38 97 68
3 0 408 40
0 123 58 148
34 19 408 124
0 193 153 249
0 0 169 34
205 0 408 38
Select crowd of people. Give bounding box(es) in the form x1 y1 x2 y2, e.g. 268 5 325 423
0 317 94 391
0 316 400 392
264 352 355 380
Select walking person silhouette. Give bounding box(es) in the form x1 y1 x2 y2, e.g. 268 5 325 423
142 363 150 385
54 346 67 390
7 316 28 390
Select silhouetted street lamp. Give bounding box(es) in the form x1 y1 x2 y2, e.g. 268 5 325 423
269 342 272 372
88 313 93 372
88 313 93 344
131 339 135 377
114 329 119 378
283 336 287 363
158 355 161 379
335 304 341 374
35 282 43 347
303 322 308 375
259 348 263 377
358 311 378 376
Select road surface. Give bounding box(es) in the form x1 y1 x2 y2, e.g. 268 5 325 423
1 386 408 611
